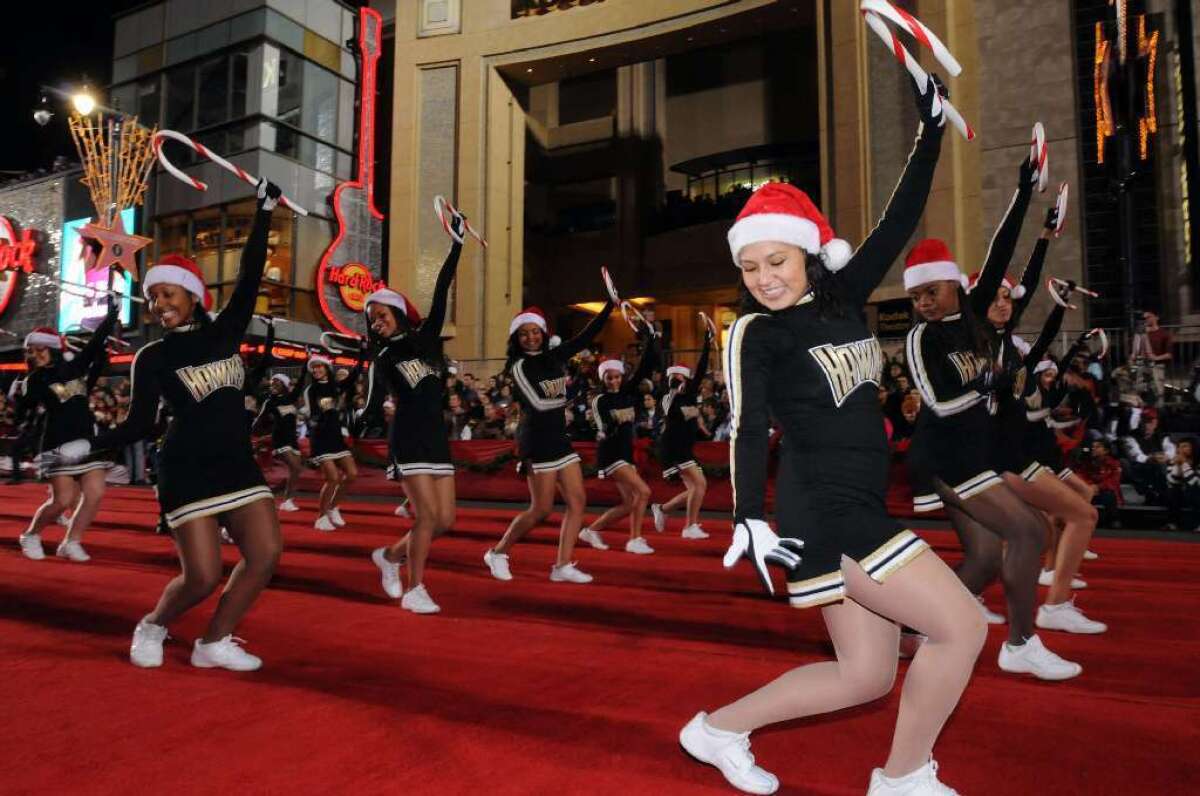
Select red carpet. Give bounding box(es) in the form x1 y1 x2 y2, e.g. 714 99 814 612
1 483 1197 795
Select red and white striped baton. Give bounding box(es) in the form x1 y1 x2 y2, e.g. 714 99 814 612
1048 277 1100 310
433 195 488 248
1053 182 1069 238
153 130 310 216
1031 123 1049 192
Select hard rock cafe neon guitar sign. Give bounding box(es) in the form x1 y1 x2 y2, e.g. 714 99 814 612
0 216 38 317
315 7 386 336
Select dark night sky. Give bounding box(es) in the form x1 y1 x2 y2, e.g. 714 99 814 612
0 1 163 174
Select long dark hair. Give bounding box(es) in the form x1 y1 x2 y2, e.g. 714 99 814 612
737 249 845 319
366 305 446 372
957 286 994 359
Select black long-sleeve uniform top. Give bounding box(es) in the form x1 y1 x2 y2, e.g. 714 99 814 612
16 311 117 453
591 332 659 460
510 301 615 456
93 204 272 458
730 120 943 525
252 355 308 449
660 333 711 458
907 175 1034 432
361 240 462 444
304 356 364 432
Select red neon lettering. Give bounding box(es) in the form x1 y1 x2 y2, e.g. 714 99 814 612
0 230 37 273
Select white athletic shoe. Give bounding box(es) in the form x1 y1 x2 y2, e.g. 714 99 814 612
679 711 779 795
651 503 666 533
975 595 1005 625
191 635 263 672
484 548 513 581
130 617 168 668
681 524 710 540
625 537 655 555
898 631 926 660
18 532 45 561
1038 568 1087 589
394 503 410 518
314 514 336 532
1083 549 1099 561
328 507 346 527
997 634 1082 680
868 759 959 795
372 547 402 599
278 498 299 512
55 540 90 562
1036 598 1107 634
401 584 441 614
550 562 593 584
578 527 609 550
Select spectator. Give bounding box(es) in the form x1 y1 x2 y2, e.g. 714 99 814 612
1142 310 1173 405
1164 438 1200 531
636 392 660 439
444 393 471 440
1077 439 1123 528
1119 406 1172 504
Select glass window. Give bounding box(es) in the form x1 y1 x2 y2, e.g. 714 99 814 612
302 61 339 143
192 208 222 285
231 52 249 118
156 214 190 258
137 78 160 127
276 50 303 128
197 57 230 127
165 66 196 132
294 214 331 294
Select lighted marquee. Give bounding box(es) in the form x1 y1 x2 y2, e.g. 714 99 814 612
1094 10 1159 164
0 216 37 317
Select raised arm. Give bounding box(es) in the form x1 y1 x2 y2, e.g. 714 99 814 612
1023 301 1067 376
684 331 713 399
215 181 280 338
287 366 308 403
726 314 787 523
340 347 367 399
626 330 660 393
839 89 946 305
244 321 276 396
1012 208 1060 325
92 343 164 452
556 300 615 361
357 356 387 420
420 239 464 343
971 159 1036 316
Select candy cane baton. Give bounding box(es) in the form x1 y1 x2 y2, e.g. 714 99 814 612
861 10 974 141
699 311 718 339
320 331 363 353
1031 123 1049 193
860 1 962 75
154 130 310 216
1048 277 1100 310
433 195 488 248
1054 182 1070 238
1088 328 1109 360
601 266 621 304
621 301 657 337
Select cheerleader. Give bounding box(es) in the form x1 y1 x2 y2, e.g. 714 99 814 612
14 305 118 563
359 206 468 614
304 345 365 531
250 329 307 513
682 74 984 796
484 289 614 583
576 326 659 554
58 179 284 670
649 319 714 539
904 157 1082 680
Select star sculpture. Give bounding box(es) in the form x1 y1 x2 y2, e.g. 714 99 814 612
80 214 151 279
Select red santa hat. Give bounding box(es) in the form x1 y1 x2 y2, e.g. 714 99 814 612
364 287 422 327
666 365 691 380
270 373 292 389
306 354 333 374
1033 359 1058 375
966 271 1027 300
597 357 625 379
24 327 64 350
142 254 213 310
904 239 969 291
509 306 548 337
726 182 852 271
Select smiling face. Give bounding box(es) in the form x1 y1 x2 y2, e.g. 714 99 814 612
603 369 623 392
517 323 544 353
310 363 329 381
986 286 1013 327
368 303 398 338
148 283 197 330
908 280 961 322
24 345 51 369
737 241 809 310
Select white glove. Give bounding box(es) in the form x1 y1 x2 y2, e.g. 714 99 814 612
55 439 92 465
256 177 281 212
723 518 804 596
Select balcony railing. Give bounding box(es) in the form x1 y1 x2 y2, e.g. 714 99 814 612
512 0 607 20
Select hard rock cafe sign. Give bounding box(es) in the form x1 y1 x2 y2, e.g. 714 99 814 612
0 216 38 316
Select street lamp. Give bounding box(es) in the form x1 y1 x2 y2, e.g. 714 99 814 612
71 88 97 117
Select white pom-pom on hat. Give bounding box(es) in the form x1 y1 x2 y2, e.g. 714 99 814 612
727 182 852 272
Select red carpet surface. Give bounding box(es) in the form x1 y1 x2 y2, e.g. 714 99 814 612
1 483 1198 795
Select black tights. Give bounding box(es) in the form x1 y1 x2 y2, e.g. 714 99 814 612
939 480 1047 644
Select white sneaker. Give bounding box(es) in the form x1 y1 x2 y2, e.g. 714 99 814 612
401 584 441 614
278 498 299 512
997 634 1082 680
578 527 609 550
898 631 926 659
18 532 45 561
868 759 958 795
372 547 402 599
625 537 655 555
130 617 168 668
682 524 710 539
975 595 1005 625
191 635 263 672
651 503 666 533
679 711 779 795
394 503 410 518
328 507 346 527
314 514 336 532
1083 549 1099 561
484 548 513 581
550 562 593 583
1036 598 1107 634
55 540 90 562
1038 568 1087 589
